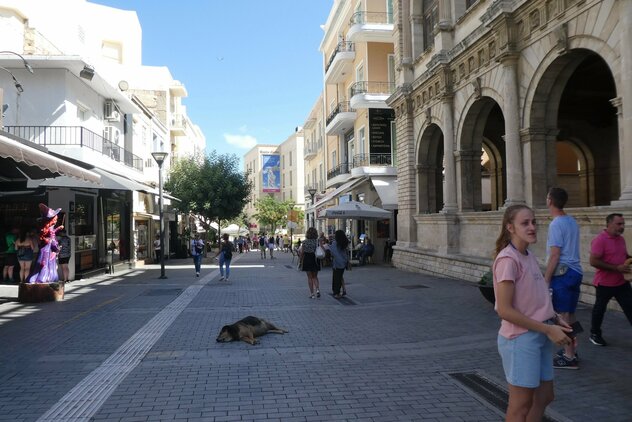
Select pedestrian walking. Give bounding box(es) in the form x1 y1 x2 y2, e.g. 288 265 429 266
543 187 583 369
329 230 349 298
215 233 233 282
493 205 571 422
57 228 71 282
259 234 266 259
299 227 321 298
3 227 17 283
15 226 36 283
588 213 632 346
153 235 161 264
191 233 204 277
268 235 275 259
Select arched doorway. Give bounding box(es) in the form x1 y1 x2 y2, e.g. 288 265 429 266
458 98 506 211
416 123 444 213
529 50 617 207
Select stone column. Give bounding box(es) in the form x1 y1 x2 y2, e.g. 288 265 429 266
521 128 551 208
441 97 457 212
501 55 525 206
616 0 632 204
455 150 480 211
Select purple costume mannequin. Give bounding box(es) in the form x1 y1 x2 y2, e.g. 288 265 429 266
28 204 63 284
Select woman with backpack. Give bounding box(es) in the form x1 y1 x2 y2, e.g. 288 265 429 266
215 233 233 282
191 233 205 277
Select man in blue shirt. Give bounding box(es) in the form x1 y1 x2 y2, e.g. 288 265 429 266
544 187 583 369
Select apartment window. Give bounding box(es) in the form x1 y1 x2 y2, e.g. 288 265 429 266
289 170 292 186
358 127 366 155
319 163 324 189
76 103 89 122
289 151 292 166
332 150 337 168
356 63 365 83
423 0 438 50
388 54 396 84
102 41 123 64
386 0 394 24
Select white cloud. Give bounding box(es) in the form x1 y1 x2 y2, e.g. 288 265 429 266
224 133 257 149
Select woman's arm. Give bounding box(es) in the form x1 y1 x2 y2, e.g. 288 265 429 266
495 280 571 346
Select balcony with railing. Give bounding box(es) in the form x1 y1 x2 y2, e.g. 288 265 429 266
350 153 396 177
347 11 394 43
304 142 318 160
349 81 395 109
326 162 351 188
326 101 357 136
170 113 186 136
4 126 144 172
325 41 355 84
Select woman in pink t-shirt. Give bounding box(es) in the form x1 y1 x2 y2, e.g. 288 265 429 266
493 205 571 421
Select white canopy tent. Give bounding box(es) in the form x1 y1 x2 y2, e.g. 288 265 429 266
322 201 391 220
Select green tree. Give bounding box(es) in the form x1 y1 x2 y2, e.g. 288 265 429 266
254 196 295 233
165 152 252 233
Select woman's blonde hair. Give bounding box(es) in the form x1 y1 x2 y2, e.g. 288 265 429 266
494 204 533 258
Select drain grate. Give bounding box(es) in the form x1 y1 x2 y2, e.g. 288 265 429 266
450 372 561 422
143 289 182 296
399 284 429 289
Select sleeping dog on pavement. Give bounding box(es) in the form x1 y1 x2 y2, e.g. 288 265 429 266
216 316 288 345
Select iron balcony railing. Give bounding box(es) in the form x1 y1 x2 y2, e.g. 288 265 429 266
327 162 350 180
4 125 144 172
326 101 355 127
350 11 394 25
349 81 396 98
325 41 355 73
352 153 393 167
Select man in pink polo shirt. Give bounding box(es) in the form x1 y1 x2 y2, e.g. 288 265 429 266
589 213 632 346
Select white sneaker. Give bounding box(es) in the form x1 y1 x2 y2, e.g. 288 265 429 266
225 277 229 282
196 272 199 277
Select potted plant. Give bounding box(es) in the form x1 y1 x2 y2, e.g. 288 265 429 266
478 270 495 304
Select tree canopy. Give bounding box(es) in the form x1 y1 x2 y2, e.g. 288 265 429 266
253 195 301 233
165 152 252 232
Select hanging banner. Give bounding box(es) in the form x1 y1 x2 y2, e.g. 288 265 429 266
261 154 281 192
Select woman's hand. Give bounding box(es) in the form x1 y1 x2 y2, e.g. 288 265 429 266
546 324 573 346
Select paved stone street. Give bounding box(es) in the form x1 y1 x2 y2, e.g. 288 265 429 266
0 250 630 421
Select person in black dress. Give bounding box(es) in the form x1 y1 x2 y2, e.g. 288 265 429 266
299 227 321 298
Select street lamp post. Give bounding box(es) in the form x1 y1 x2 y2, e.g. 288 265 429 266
308 187 317 228
152 151 169 279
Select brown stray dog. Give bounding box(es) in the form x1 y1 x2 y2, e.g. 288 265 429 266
216 316 288 345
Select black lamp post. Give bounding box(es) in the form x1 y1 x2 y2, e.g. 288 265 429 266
308 187 317 227
152 151 168 279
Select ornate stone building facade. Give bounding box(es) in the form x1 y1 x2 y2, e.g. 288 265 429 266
388 0 632 303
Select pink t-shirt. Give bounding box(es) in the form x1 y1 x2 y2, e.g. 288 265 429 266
591 230 628 287
493 244 555 339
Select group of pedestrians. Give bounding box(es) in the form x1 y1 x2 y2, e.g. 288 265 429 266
190 233 233 281
492 187 632 421
2 224 71 284
297 227 349 299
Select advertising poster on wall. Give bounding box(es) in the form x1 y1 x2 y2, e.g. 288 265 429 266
261 154 281 192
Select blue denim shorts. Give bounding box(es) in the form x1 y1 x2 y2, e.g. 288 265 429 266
498 330 554 388
551 268 583 313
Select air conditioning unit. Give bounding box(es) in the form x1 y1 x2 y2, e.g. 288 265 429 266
104 100 120 122
103 126 120 143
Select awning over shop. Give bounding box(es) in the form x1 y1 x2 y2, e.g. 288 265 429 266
309 177 369 212
371 177 398 210
27 167 152 192
0 133 100 183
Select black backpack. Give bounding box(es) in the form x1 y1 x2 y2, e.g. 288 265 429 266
223 243 233 260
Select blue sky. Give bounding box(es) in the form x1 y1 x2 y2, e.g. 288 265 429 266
92 1 330 155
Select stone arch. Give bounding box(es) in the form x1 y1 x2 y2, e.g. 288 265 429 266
525 45 619 207
456 96 505 211
555 137 596 207
481 138 505 211
416 123 444 213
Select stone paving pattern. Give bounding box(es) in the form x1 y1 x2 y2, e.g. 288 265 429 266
0 249 630 421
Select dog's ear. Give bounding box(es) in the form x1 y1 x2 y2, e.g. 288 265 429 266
227 324 240 339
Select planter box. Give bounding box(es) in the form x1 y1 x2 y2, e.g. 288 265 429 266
18 282 65 303
478 285 495 304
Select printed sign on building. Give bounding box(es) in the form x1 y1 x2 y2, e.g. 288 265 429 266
261 154 281 192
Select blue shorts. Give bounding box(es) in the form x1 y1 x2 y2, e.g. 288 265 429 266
498 330 554 388
551 268 582 313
